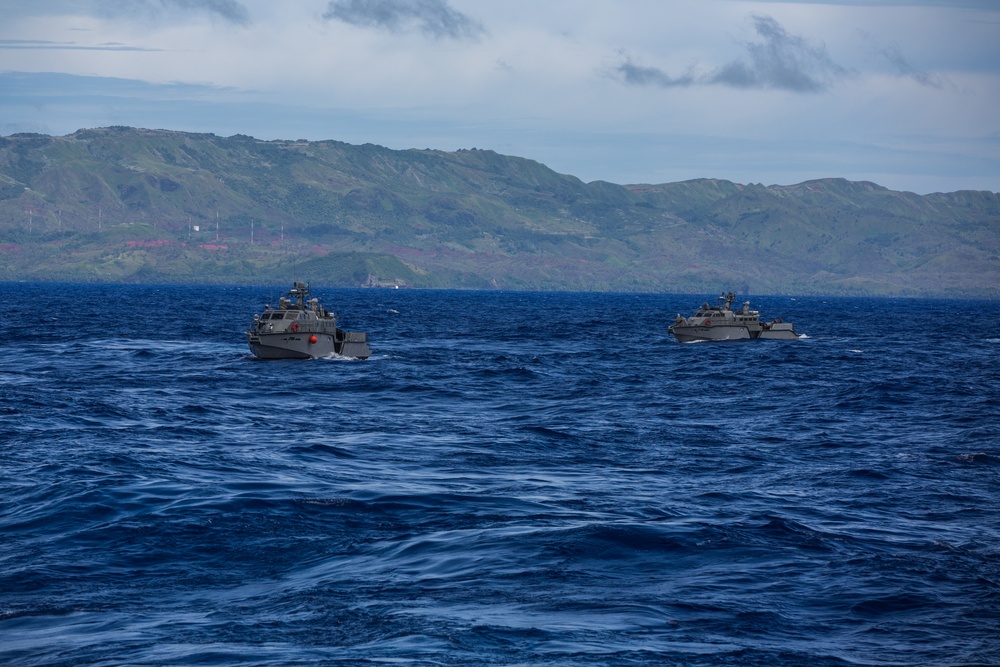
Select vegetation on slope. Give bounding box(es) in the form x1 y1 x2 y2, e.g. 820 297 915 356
1 127 997 296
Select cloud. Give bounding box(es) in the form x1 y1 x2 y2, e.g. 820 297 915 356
877 42 945 88
711 15 849 92
76 0 252 25
615 57 695 88
322 0 485 40
165 0 251 25
852 31 950 89
0 39 162 52
614 14 851 93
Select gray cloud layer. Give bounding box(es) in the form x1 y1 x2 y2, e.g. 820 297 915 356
617 14 851 93
322 0 485 40
616 59 696 88
169 0 250 25
878 42 942 87
106 0 251 25
0 39 161 51
717 15 848 91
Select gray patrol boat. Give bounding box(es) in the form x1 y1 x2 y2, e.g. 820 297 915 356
668 291 798 342
246 282 371 359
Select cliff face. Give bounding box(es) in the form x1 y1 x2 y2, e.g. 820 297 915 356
1 127 997 296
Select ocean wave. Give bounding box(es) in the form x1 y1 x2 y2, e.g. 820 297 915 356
1 285 998 666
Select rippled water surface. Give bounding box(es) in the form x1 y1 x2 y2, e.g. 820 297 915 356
2 283 998 666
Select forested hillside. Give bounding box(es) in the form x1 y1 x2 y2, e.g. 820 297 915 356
1 127 997 296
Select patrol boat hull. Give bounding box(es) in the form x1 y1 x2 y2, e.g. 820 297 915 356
669 322 797 343
246 282 371 360
247 331 371 360
669 324 752 343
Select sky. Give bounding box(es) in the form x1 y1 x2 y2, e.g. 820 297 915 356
1 0 999 194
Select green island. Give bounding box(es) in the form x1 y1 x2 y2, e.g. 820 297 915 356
2 126 997 297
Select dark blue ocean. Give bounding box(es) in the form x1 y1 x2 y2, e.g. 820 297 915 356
2 283 998 666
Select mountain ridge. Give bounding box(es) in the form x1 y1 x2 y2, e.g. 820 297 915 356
1 126 997 297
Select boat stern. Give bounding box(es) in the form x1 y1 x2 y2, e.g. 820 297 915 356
758 323 798 340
